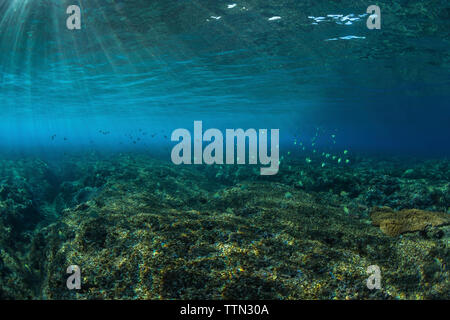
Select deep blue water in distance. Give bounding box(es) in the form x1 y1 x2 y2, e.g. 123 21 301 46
0 0 449 157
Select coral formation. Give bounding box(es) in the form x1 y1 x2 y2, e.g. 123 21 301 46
371 207 449 237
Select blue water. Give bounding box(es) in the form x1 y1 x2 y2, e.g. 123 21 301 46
0 0 449 156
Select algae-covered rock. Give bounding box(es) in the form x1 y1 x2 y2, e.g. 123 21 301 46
1 152 449 300
371 206 450 236
0 158 61 299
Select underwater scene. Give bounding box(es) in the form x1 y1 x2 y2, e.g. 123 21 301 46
0 0 449 300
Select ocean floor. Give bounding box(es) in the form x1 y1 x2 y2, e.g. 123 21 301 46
0 152 448 299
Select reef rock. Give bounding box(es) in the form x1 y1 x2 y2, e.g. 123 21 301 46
371 206 450 236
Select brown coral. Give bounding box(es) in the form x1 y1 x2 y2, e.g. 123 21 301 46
371 206 450 236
